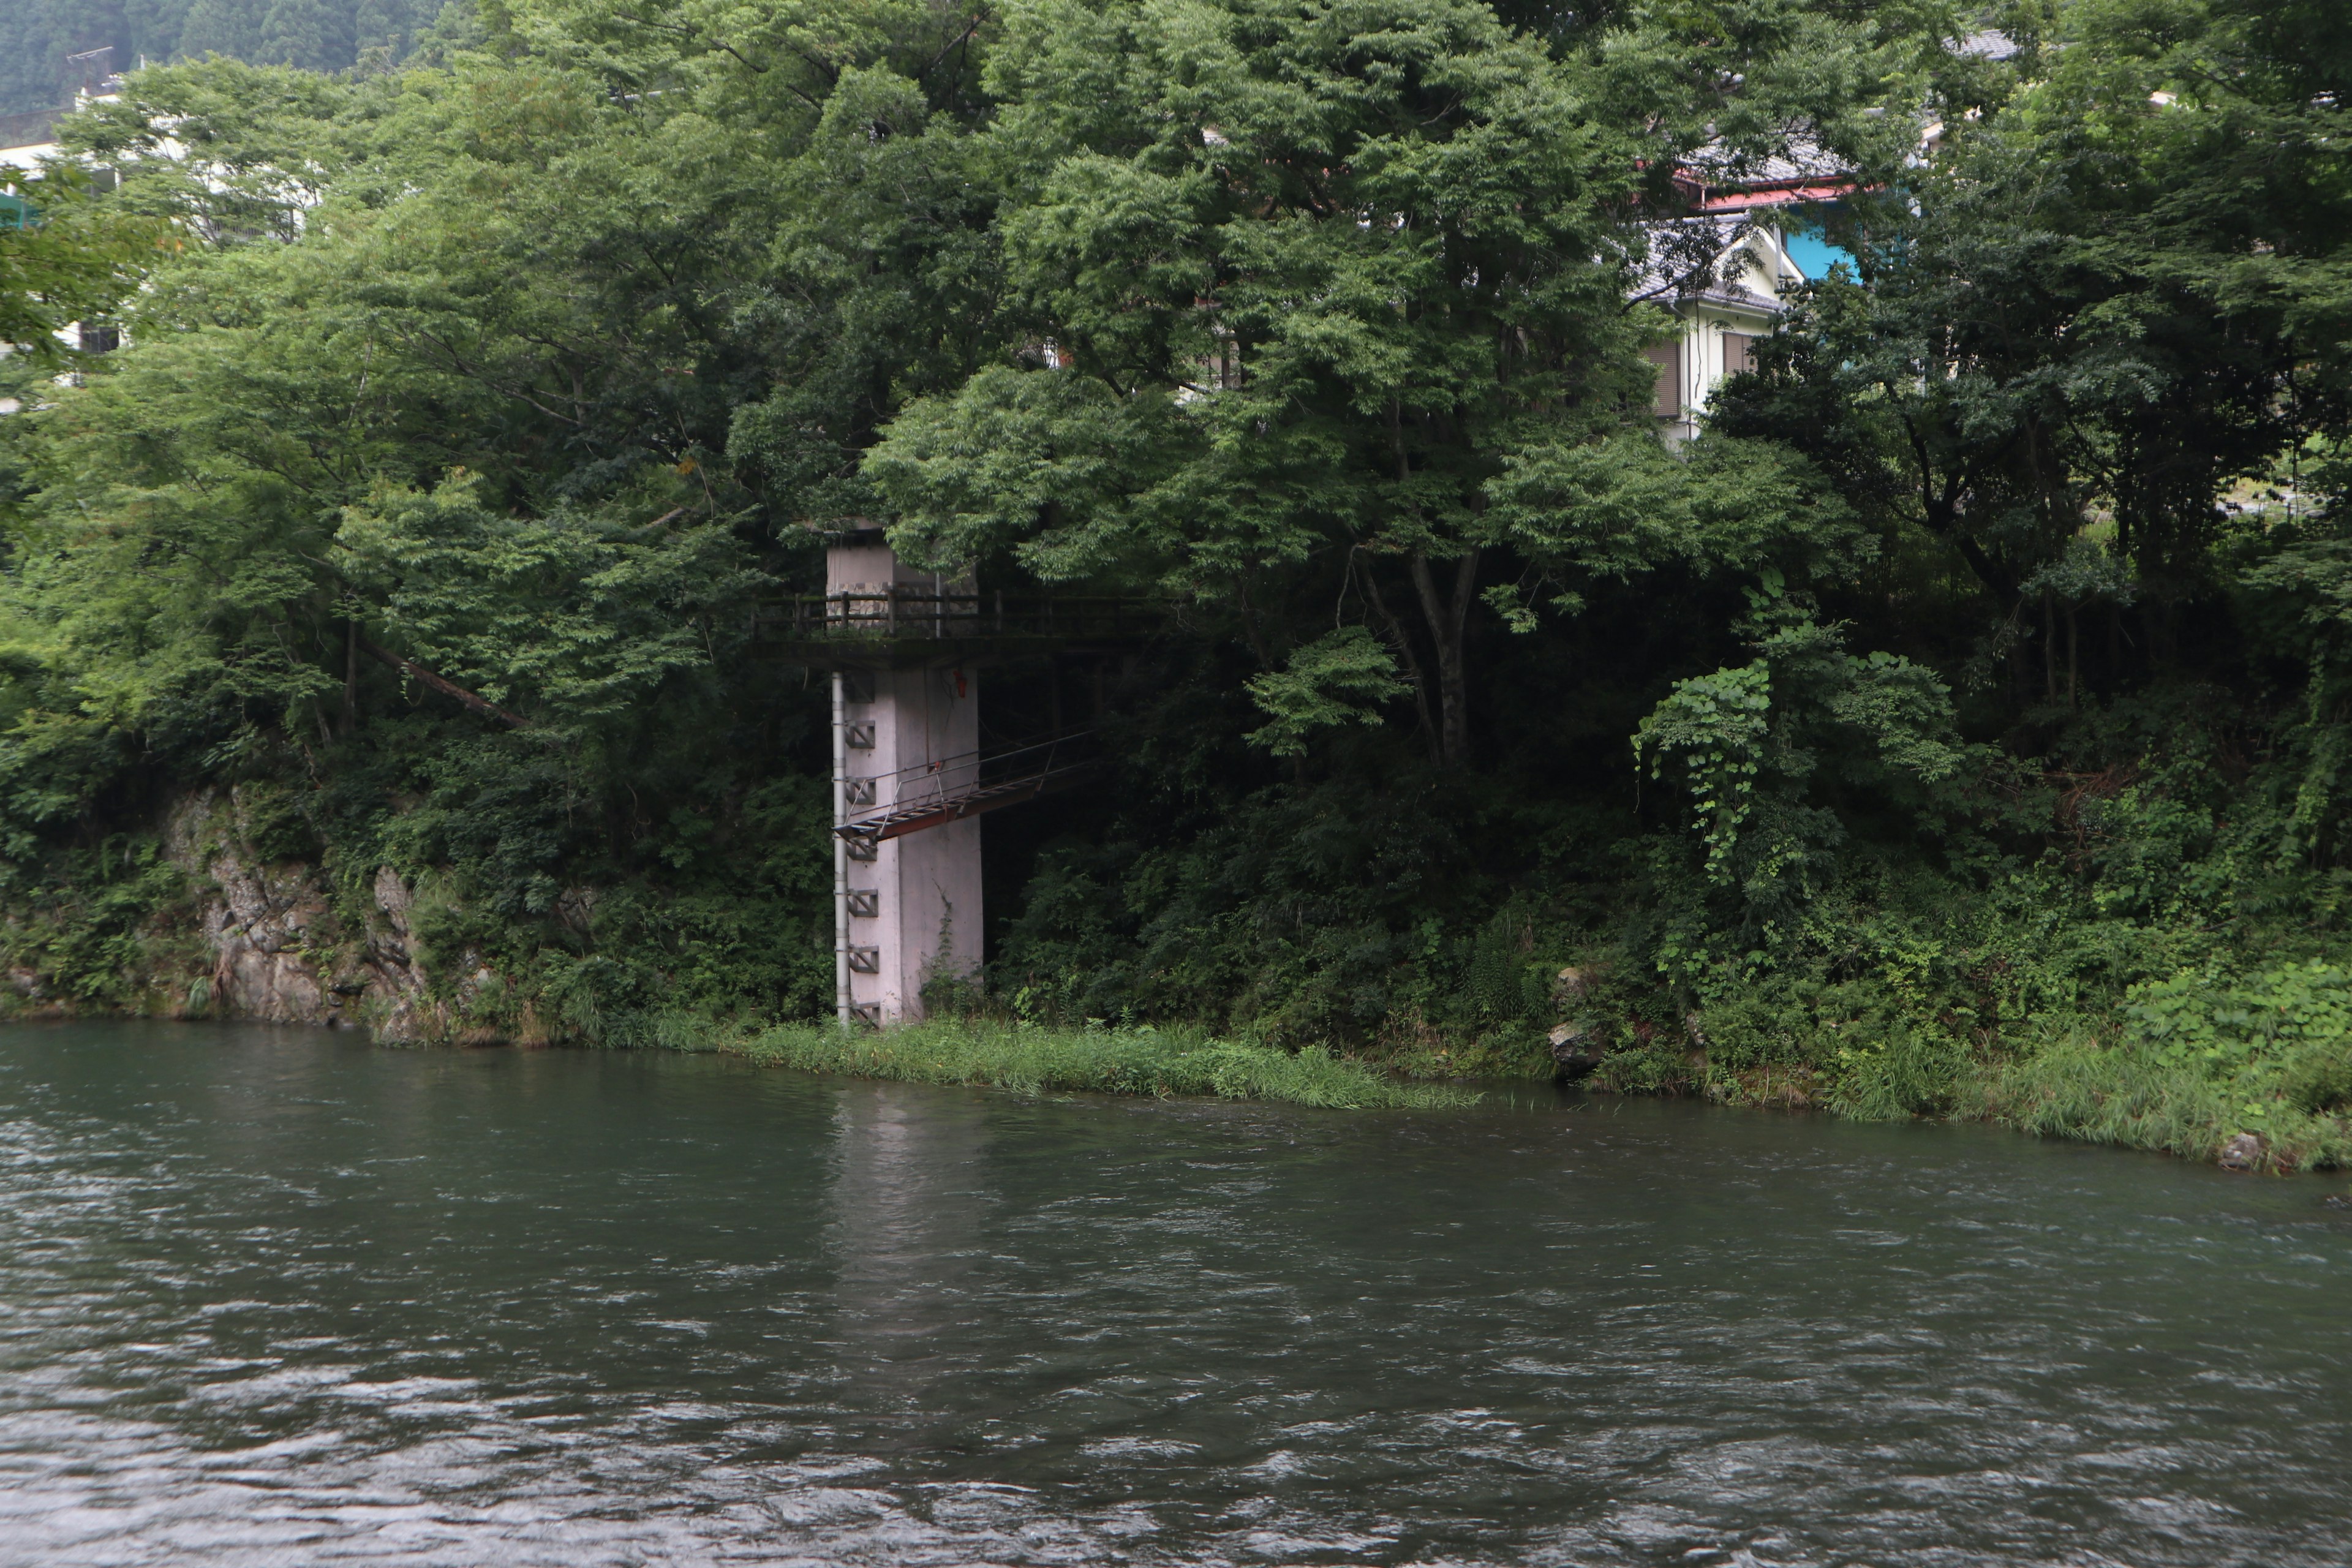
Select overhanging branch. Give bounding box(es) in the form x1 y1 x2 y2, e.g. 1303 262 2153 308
356 633 529 729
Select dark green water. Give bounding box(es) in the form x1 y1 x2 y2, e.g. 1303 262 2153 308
2 1023 2349 1566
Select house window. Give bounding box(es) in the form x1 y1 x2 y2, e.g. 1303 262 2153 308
1722 331 1756 377
1643 341 1681 418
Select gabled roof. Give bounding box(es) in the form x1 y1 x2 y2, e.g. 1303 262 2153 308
1628 129 1862 307
1642 222 1793 317
1630 213 1762 306
1672 133 1857 212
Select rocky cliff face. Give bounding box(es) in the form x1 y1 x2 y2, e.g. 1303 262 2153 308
165 791 443 1042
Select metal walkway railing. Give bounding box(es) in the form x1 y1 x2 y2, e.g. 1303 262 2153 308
756 592 1156 646
834 731 1099 847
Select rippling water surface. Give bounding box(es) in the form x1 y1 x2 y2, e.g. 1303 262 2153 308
2 1022 2350 1566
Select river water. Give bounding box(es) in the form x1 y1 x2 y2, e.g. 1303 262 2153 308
1 1022 2348 1567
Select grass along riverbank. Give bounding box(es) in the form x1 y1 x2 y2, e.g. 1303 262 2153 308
718 1014 2351 1168
727 1019 1480 1110
1960 1033 2352 1173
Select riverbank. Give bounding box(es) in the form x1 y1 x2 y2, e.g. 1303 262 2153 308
9 840 2346 1163
1958 1033 2352 1174
725 1019 1481 1110
12 992 2352 1165
716 1019 2352 1170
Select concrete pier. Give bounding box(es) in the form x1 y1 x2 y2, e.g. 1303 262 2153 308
828 538 983 1025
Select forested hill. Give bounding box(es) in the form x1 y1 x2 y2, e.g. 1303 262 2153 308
2 0 448 118
2 0 2349 1167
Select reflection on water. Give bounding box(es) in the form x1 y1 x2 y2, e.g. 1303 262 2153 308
1 1020 2350 1566
829 1082 991 1406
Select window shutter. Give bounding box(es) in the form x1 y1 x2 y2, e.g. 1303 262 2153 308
1643 342 1681 418
1723 332 1757 376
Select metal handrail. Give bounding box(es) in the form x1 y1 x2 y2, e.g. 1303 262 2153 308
751 591 1153 643
835 730 1098 838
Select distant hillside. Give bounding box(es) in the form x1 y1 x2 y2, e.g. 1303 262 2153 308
0 0 445 121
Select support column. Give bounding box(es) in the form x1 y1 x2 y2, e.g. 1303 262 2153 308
829 538 984 1026
832 668 850 1027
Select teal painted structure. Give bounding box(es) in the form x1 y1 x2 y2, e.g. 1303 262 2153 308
1782 227 1855 282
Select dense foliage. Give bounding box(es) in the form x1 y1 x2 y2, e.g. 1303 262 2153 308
2 0 2349 1166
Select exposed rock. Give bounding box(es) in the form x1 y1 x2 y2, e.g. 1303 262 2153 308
373 863 413 934
556 885 598 933
1548 1020 1601 1080
157 790 452 1042
0 790 507 1042
2218 1131 2265 1171
167 786 339 1027
357 866 436 1044
202 848 336 1024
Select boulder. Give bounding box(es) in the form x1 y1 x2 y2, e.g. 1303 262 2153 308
1548 1020 1601 1080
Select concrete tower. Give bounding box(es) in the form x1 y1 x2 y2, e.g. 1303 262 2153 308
766 529 1133 1027
827 535 984 1025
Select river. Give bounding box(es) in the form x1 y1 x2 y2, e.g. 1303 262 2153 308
1 1020 2348 1566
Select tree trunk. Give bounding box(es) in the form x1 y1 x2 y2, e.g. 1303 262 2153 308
342 619 358 735
1409 546 1479 767
2043 591 2056 704
2066 603 2079 708
2143 598 2176 674
1231 571 1274 668
355 633 529 729
1355 554 1441 764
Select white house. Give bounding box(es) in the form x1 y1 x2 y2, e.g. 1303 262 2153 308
1637 145 1861 441
1 85 129 383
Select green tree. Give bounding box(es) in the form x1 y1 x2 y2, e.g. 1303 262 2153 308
176 0 269 62
257 0 351 70
0 166 156 360
0 1 1011 1027
1716 0 2352 663
869 0 1660 766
